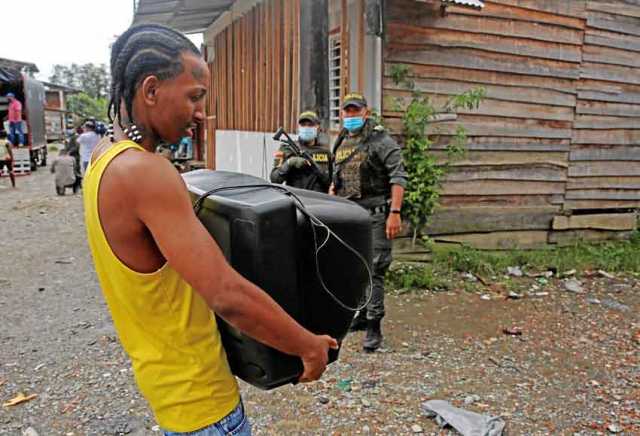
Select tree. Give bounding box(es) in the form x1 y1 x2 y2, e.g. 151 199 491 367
389 64 485 245
66 93 109 122
49 63 110 99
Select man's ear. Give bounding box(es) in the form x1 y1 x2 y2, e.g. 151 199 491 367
141 76 160 107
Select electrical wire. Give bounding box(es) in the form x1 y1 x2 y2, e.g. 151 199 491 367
193 184 374 312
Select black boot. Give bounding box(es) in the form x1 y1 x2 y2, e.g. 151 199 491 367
349 311 368 332
363 319 382 353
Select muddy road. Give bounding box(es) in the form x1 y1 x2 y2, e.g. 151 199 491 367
0 165 638 435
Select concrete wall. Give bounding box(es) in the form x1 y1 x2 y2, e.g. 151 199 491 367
215 130 283 179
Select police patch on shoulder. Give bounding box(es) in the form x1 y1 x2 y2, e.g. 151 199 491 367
313 153 329 163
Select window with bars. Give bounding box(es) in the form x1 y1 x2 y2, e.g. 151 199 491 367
328 34 342 131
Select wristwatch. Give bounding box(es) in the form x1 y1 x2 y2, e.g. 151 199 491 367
390 208 401 214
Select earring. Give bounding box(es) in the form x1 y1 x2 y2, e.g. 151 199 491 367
123 124 143 143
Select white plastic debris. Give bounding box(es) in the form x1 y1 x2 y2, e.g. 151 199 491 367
421 400 506 436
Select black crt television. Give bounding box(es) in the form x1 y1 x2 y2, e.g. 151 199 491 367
184 170 372 390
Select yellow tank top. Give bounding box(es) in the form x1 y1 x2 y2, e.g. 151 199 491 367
83 140 239 432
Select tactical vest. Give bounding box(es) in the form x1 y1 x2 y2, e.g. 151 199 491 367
334 123 390 200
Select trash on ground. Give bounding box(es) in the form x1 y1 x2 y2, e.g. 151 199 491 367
601 298 630 312
506 291 522 300
464 394 481 405
607 423 622 433
502 327 523 336
421 399 506 436
564 279 583 293
507 266 523 277
3 392 38 407
336 378 352 392
529 291 549 297
22 427 39 436
597 270 615 279
526 271 553 279
462 273 477 282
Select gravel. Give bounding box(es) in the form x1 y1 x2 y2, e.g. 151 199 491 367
1 166 638 435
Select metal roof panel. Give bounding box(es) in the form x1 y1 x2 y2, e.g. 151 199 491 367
441 0 485 9
133 0 235 33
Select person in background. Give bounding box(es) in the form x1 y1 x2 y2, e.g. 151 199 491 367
177 135 193 159
96 121 108 137
6 93 24 146
77 120 101 174
66 126 84 190
0 131 15 188
270 111 332 193
331 93 407 352
50 148 77 195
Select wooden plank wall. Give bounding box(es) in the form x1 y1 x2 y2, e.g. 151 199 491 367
384 0 640 250
209 0 301 138
567 1 640 211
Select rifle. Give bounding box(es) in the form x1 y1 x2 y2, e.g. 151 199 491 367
273 127 324 176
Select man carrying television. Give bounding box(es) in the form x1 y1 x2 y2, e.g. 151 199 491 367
331 93 407 353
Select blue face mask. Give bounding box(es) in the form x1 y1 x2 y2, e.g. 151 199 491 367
343 116 365 132
298 126 318 142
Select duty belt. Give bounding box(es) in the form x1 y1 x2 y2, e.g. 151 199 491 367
368 204 388 215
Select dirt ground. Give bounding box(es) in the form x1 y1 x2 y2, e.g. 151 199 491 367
0 164 638 435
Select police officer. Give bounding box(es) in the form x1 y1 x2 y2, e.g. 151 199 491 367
331 93 407 352
270 111 332 193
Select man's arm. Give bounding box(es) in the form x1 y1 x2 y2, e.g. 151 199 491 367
125 154 337 381
376 135 408 240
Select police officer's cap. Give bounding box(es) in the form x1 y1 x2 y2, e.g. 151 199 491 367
298 111 320 124
342 93 368 109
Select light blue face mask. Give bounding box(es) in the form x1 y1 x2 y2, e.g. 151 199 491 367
298 126 318 142
343 116 365 132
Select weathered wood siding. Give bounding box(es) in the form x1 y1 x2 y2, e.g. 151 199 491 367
567 1 640 211
384 0 640 249
208 0 301 135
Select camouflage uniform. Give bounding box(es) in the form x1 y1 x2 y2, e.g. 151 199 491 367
333 119 407 321
270 141 332 193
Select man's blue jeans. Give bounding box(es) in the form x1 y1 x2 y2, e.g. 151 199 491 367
9 121 24 145
163 401 251 436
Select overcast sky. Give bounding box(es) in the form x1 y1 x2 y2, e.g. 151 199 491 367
3 0 202 81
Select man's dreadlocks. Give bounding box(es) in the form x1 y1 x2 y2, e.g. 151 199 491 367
108 24 200 129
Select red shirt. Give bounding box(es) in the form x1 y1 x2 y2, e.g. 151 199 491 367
8 99 22 123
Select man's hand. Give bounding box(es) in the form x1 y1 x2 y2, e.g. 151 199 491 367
299 335 339 383
386 213 402 240
287 156 307 169
329 183 336 195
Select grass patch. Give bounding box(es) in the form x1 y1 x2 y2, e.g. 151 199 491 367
387 262 451 292
435 232 640 277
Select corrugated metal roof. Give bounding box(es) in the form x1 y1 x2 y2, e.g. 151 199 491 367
0 57 39 74
133 0 235 33
441 0 485 9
